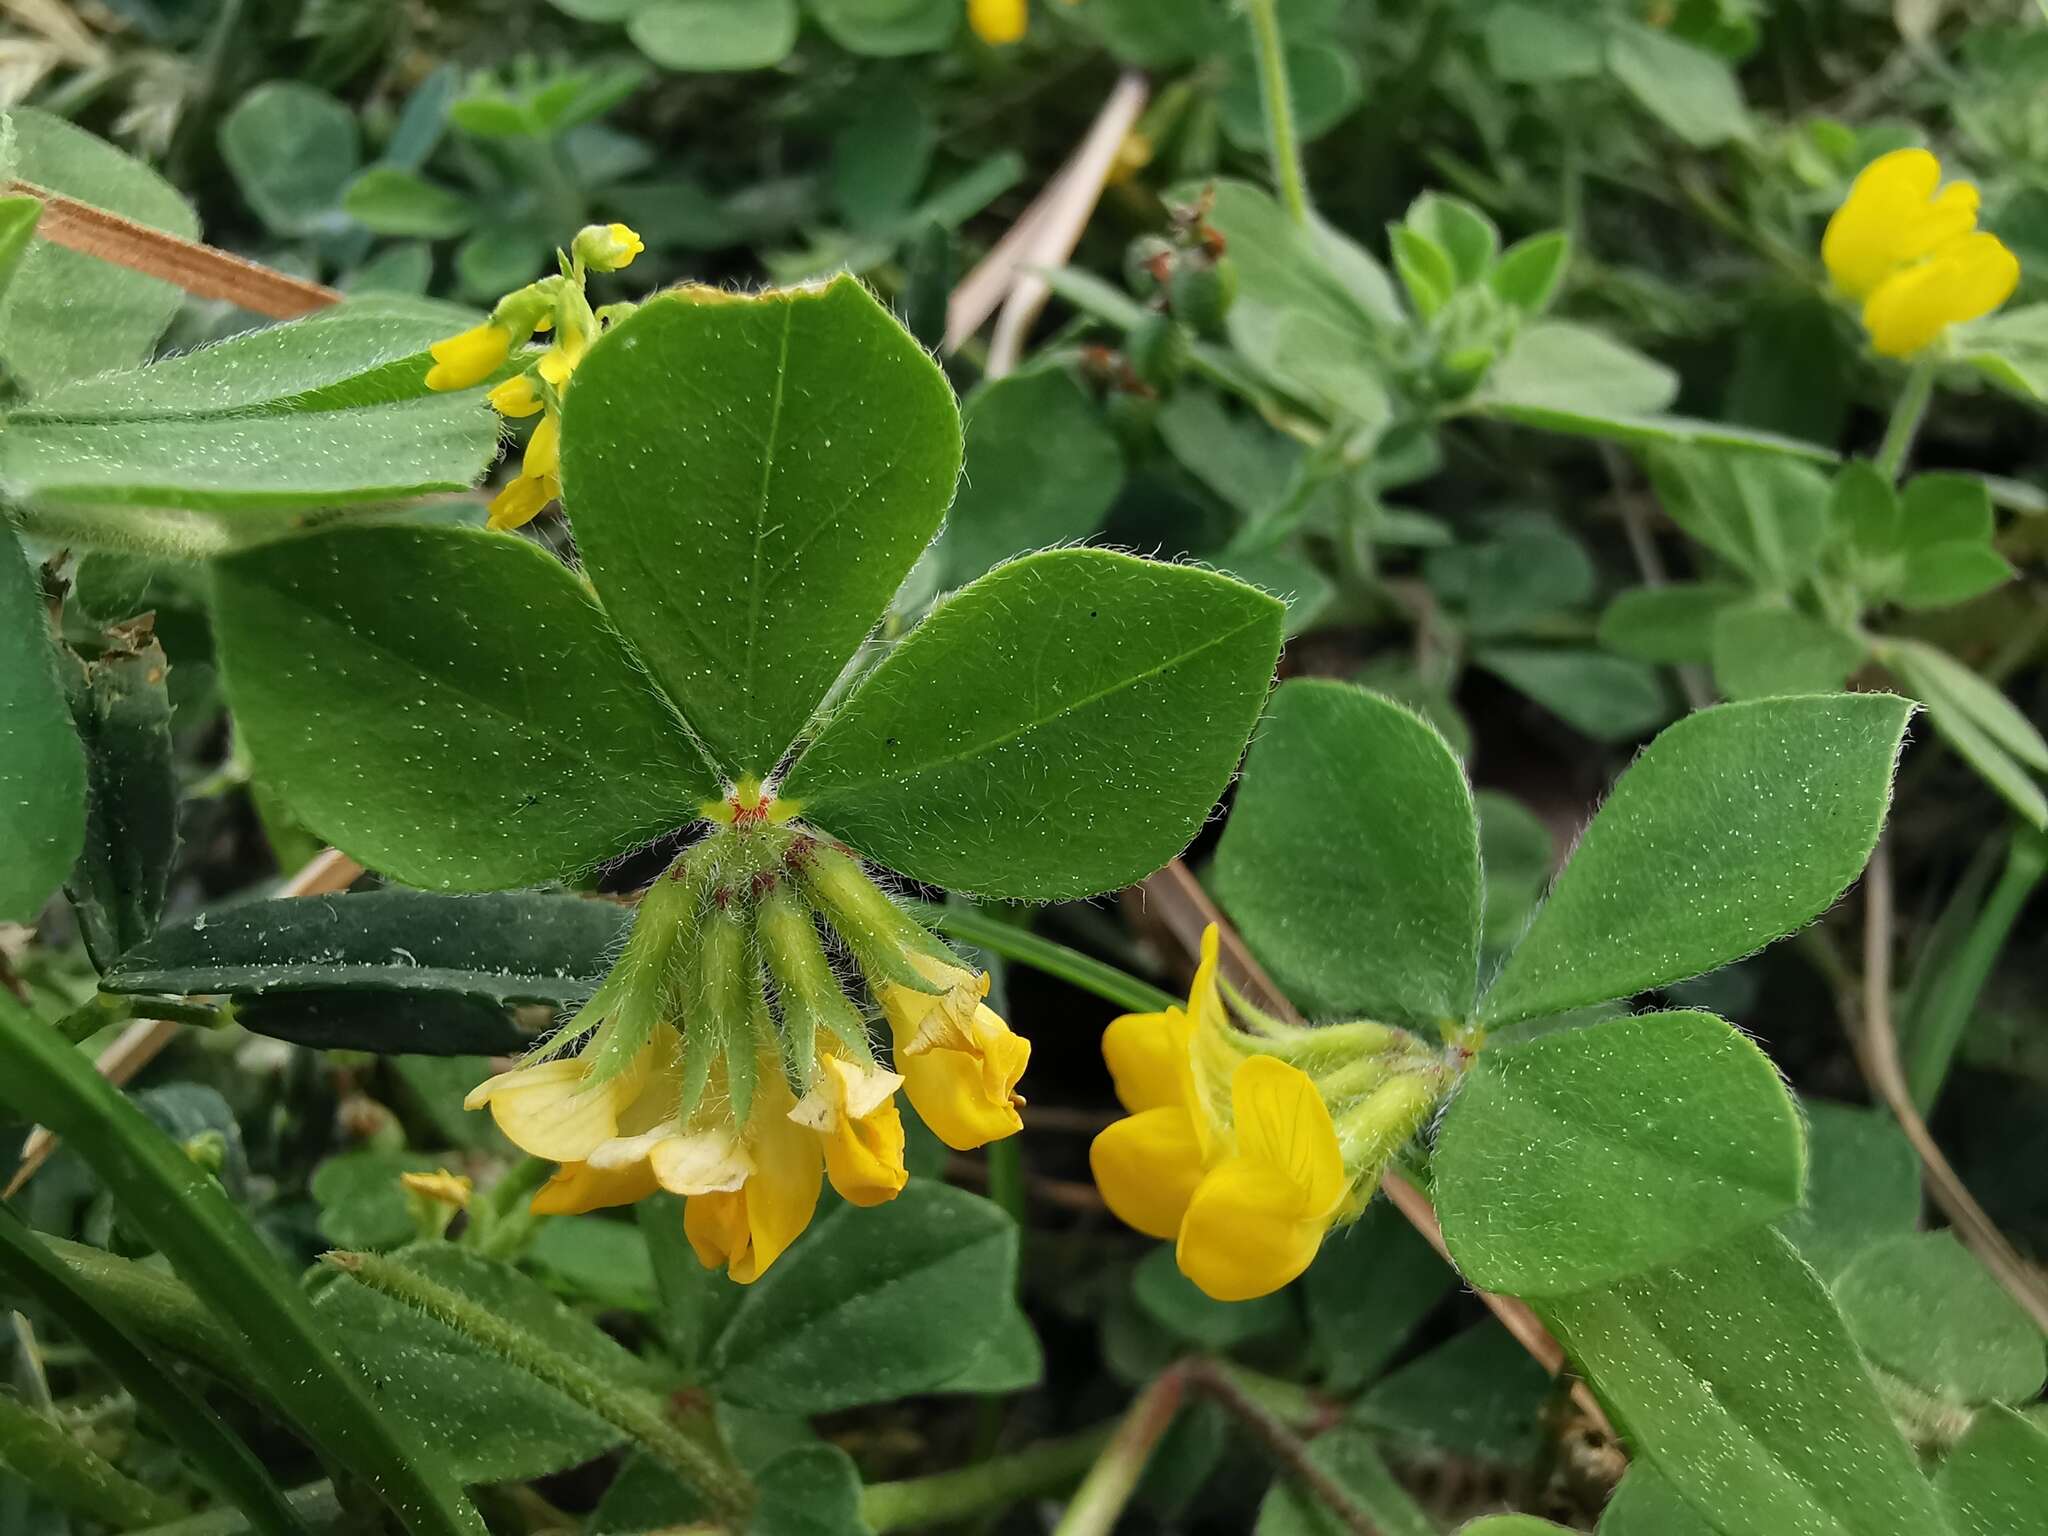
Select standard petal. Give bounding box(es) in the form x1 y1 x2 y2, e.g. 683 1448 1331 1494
1822 148 1943 298
466 1055 645 1163
1176 1158 1332 1302
1089 1107 1206 1240
1101 1008 1191 1114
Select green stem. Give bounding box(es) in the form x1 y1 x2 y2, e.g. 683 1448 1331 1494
1241 0 1311 225
321 1251 753 1527
463 1155 553 1260
1905 829 2048 1113
1875 357 1937 483
913 904 1174 1014
0 1387 185 1530
861 1426 1112 1533
1 1235 251 1386
7 503 234 562
1049 1372 1188 1536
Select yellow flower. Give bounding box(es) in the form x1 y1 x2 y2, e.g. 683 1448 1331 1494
968 0 1026 45
399 1169 474 1209
877 952 1030 1150
1176 1056 1345 1301
465 1044 655 1163
424 322 512 391
487 373 543 418
1822 148 2018 358
487 413 562 531
531 1159 658 1215
790 1054 909 1207
684 1067 823 1284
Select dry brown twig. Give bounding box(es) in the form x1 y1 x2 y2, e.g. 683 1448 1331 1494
1854 841 2048 1333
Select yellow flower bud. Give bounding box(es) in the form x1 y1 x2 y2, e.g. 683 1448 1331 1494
487 373 543 419
424 322 512 391
399 1169 474 1209
574 222 646 274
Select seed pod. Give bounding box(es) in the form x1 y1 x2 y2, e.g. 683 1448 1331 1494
1124 235 1176 299
1126 311 1191 392
1168 255 1237 338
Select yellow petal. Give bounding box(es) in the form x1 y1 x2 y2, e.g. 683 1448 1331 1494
1175 1157 1332 1301
523 412 561 479
487 373 543 418
1862 231 2020 357
537 343 580 390
1101 1006 1191 1114
400 1169 473 1209
1823 148 1942 299
487 473 556 531
1089 1106 1205 1240
968 0 1027 45
735 1093 823 1283
465 1054 646 1162
1229 1055 1346 1216
791 1056 908 1207
531 1159 659 1215
899 1015 1029 1150
684 1188 750 1271
648 1128 752 1194
880 953 988 1050
425 322 511 391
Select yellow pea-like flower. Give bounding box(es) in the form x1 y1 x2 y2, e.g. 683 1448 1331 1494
791 1054 909 1207
424 321 513 391
531 1159 659 1216
464 1045 654 1163
1822 148 2019 357
573 221 645 273
487 413 564 531
1175 1056 1346 1301
684 1069 823 1284
487 373 543 419
968 0 1027 45
879 952 1031 1149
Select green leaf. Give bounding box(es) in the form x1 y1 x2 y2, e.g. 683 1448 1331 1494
0 528 84 924
1481 695 1913 1027
1598 1466 1716 1536
1457 1522 1574 1536
1902 473 1994 545
0 109 199 392
1200 179 1399 393
1213 680 1480 1025
1404 193 1498 285
1133 1247 1293 1350
561 276 960 776
805 0 958 56
106 889 626 1004
0 1205 306 1536
1391 226 1456 319
62 625 178 967
784 549 1283 900
1774 1100 1920 1280
937 1303 1043 1394
1219 42 1362 151
0 996 484 1536
1482 322 1677 419
1938 1409 2048 1536
218 83 360 236
1960 303 2048 405
1709 602 1866 701
1489 231 1571 313
1540 1230 1951 1536
830 94 934 232
16 305 465 421
1303 1205 1456 1394
1353 1323 1553 1464
1254 1426 1436 1536
1479 402 1839 462
1833 1233 2047 1405
1649 446 1833 590
751 1445 867 1536
1606 23 1752 147
342 167 477 238
941 368 1123 583
1884 637 2048 829
0 396 499 512
1894 543 2014 609
314 1245 631 1483
0 194 41 301
1472 647 1672 742
709 1182 1017 1412
1436 1009 1805 1295
213 523 714 890
1482 2 1604 81
312 1149 440 1250
627 0 799 69
1598 582 1745 665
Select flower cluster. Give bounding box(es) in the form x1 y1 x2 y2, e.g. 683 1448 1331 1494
1091 927 1452 1300
423 222 645 531
468 785 1029 1283
1822 148 2018 359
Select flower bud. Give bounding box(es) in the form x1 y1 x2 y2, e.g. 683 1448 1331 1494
573 222 645 274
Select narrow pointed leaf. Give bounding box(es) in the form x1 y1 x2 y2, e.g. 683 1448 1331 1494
0 527 85 922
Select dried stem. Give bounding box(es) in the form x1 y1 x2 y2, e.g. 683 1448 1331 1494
1852 841 2048 1332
